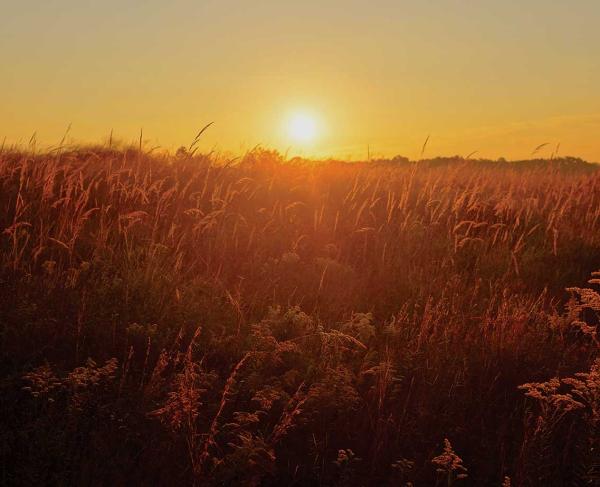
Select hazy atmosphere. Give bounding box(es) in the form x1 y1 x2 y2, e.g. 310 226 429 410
3 0 600 159
3 2 600 486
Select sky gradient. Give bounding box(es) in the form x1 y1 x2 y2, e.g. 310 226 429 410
2 0 600 160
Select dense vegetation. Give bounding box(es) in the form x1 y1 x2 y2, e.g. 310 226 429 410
1 147 599 486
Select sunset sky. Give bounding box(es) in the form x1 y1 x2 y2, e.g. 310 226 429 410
2 0 600 161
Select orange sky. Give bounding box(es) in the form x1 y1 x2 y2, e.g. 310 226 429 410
2 1 600 161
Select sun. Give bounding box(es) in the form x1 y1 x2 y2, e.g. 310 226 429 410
288 112 318 144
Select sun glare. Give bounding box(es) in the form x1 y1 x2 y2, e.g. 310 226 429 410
288 113 317 144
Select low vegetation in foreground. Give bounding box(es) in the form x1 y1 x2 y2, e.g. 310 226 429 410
1 147 600 486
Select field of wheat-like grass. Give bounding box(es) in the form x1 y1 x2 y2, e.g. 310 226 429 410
1 147 600 486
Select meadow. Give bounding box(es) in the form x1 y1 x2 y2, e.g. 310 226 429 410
1 146 599 486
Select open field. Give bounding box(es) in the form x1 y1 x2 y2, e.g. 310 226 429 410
1 147 600 486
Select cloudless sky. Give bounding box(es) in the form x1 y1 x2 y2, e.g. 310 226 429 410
2 0 600 160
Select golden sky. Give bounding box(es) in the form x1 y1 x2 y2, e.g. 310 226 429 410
2 1 600 161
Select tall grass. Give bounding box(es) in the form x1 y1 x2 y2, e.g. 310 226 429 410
1 147 600 485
